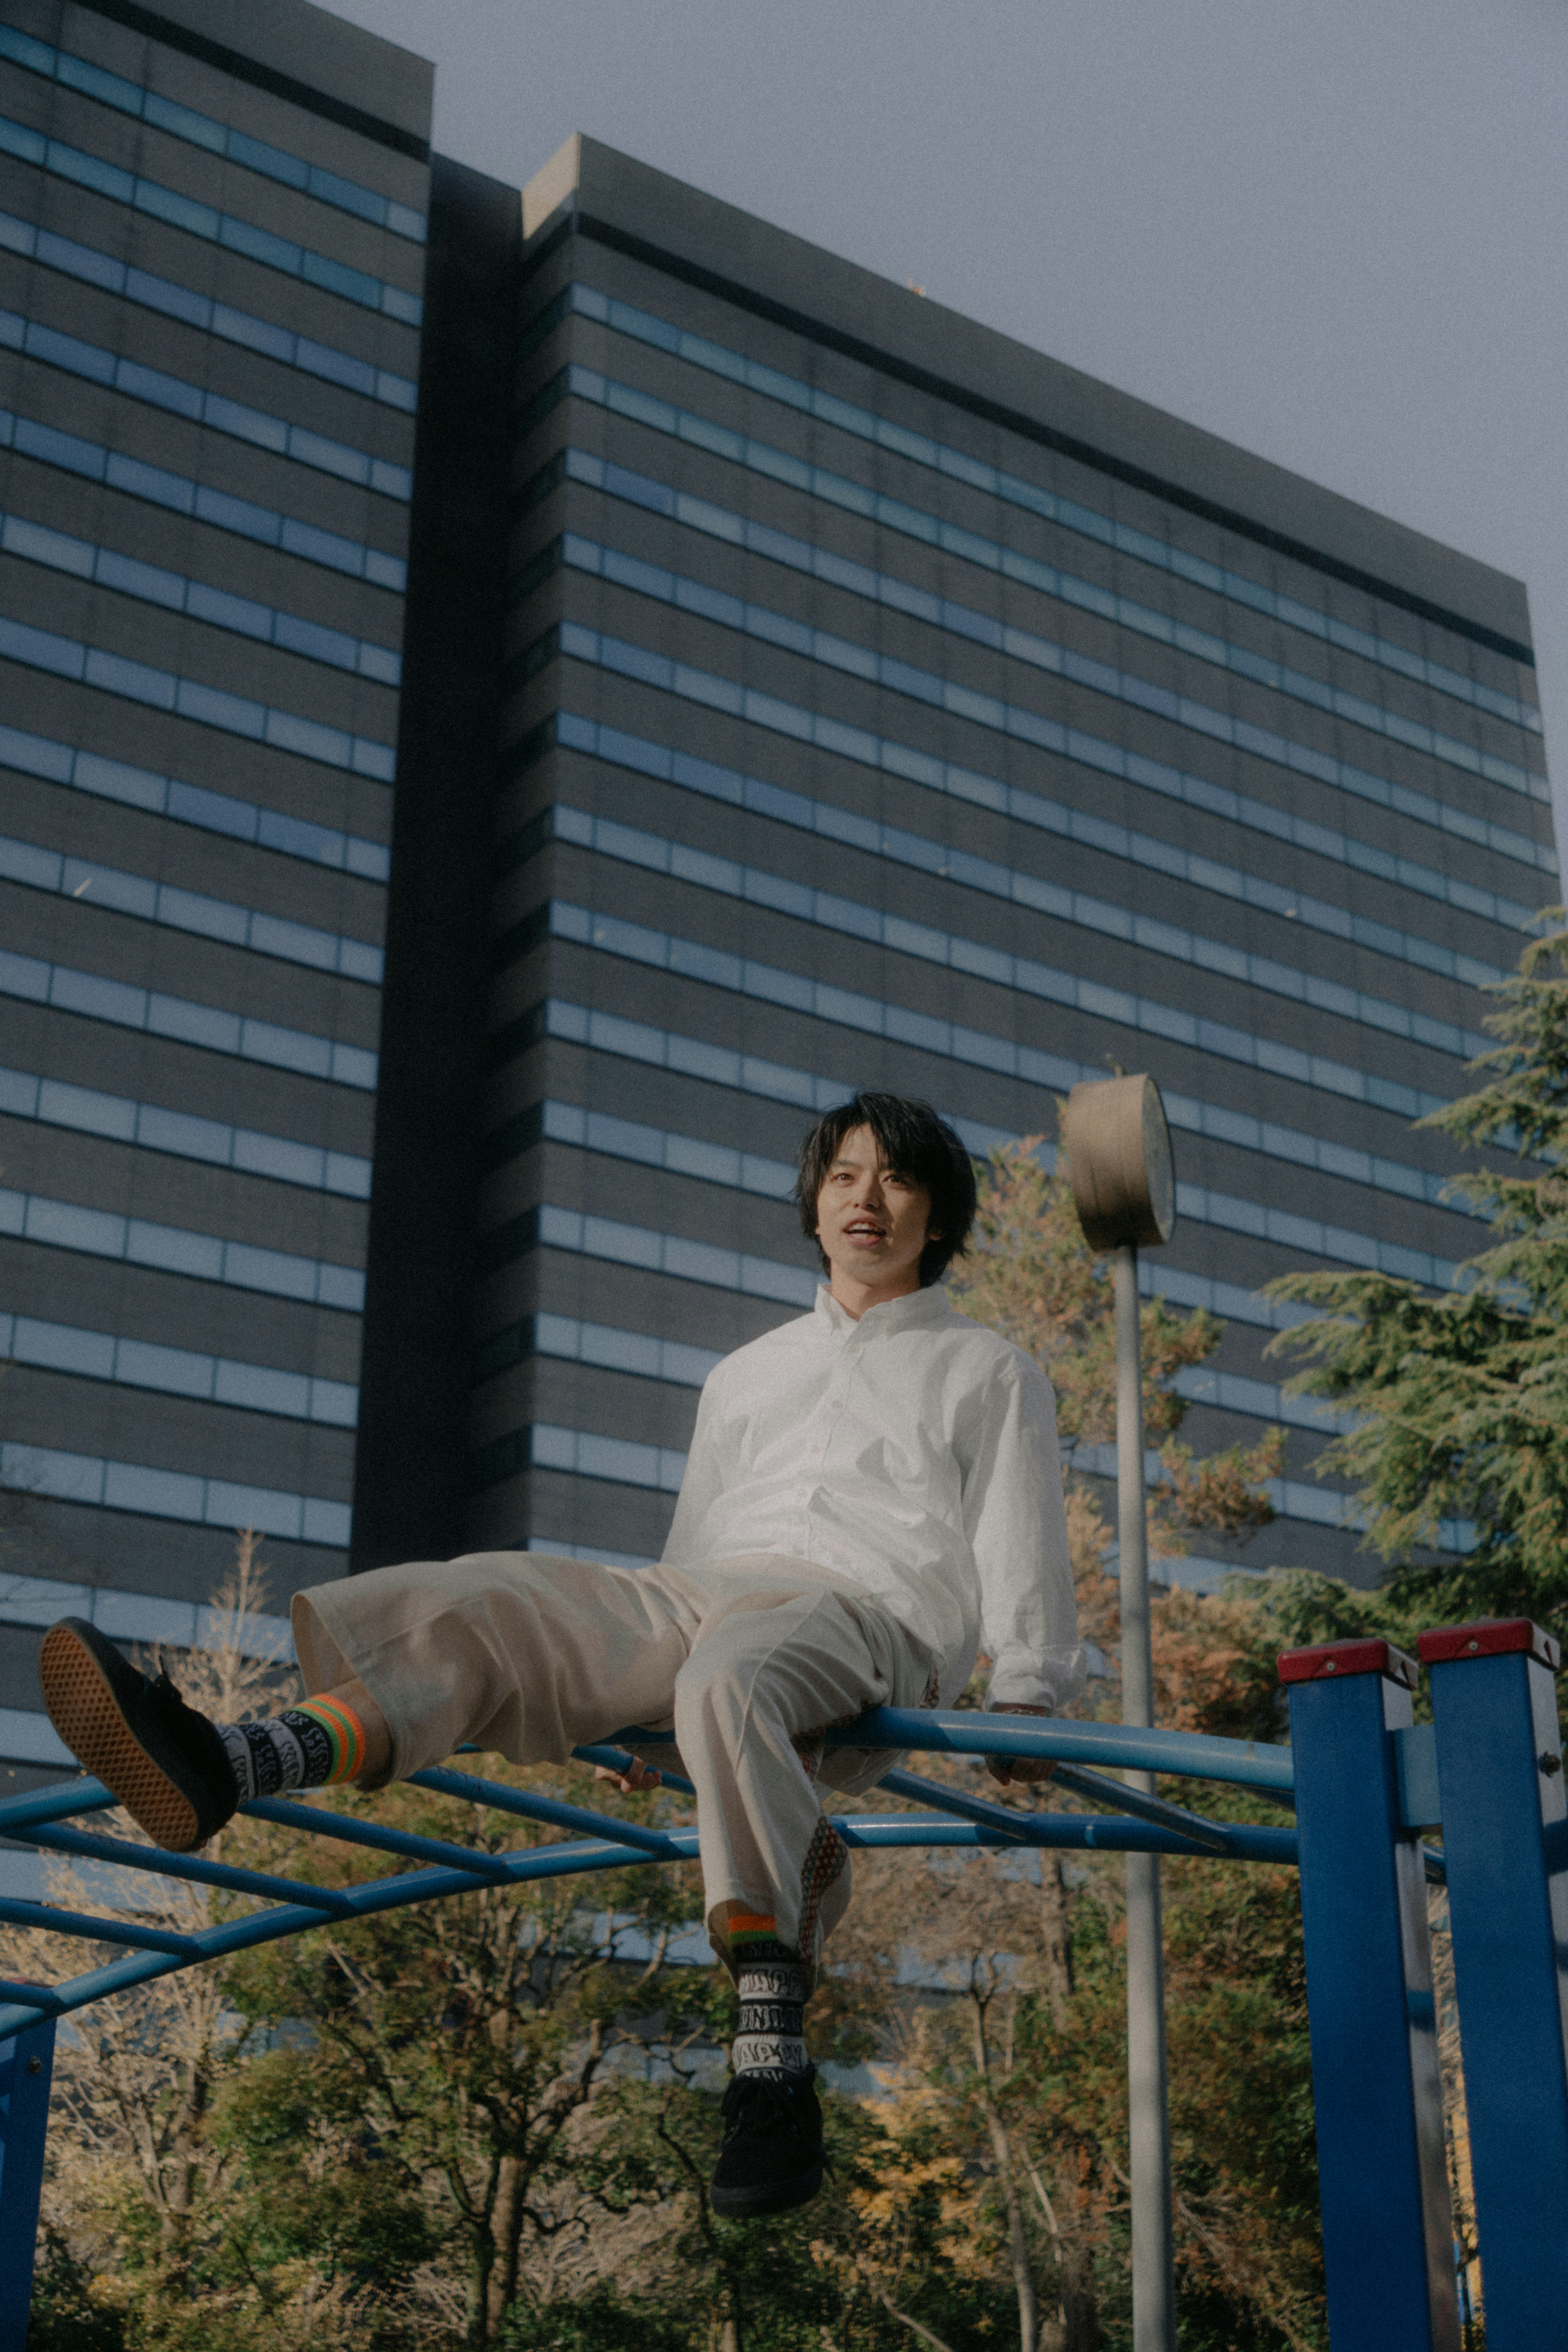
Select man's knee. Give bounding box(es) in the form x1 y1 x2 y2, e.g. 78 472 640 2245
672 1642 748 1749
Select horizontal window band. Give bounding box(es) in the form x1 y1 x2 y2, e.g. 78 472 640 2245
480 1413 1372 1539
0 719 391 881
0 400 407 589
539 281 1539 705
535 549 1550 881
526 994 1469 1235
523 976 1464 1288
526 805 1476 1097
537 908 1474 1260
532 710 1533 959
493 1095 794 1199
543 431 1543 796
0 1563 291 1659
0 609 396 780
0 502 401 683
0 108 422 323
0 829 383 983
0 1178 364 1309
0 23 427 243
493 1177 1362 1351
487 1199 821 1302
1071 1436 1469 1552
474 1307 722 1391
502 1067 1477 1284
498 1162 1459 1309
497 1311 1342 1435
0 1306 358 1425
533 883 1450 1132
0 1057 371 1197
0 945 378 1090
0 1435 350 1547
0 209 417 419
529 618 1550 914
537 709 1507 1017
474 1420 687 1498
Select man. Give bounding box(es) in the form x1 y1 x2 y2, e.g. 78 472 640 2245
40 1092 1082 2219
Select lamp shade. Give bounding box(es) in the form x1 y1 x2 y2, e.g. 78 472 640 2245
1062 1074 1176 1251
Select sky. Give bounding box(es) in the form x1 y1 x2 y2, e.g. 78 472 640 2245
321 0 1567 873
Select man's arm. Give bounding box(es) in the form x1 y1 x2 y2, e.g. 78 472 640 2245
660 1369 731 1563
962 1355 1086 1788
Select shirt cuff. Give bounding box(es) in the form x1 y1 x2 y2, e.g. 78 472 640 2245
985 1645 1089 1712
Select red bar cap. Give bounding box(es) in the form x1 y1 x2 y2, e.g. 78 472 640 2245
1417 1619 1561 1672
1278 1637 1418 1690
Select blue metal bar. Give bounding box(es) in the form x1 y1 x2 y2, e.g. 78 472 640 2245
614 1707 1295 1792
868 1782 1293 1865
0 2011 57 2352
0 1895 200 1956
0 1803 1299 2043
410 1764 688 1855
1047 1761 1236 1853
29 1821 354 1914
0 1984 65 2014
0 1779 120 1831
879 1768 1022 1838
242 1795 523 1881
1282 1640 1459 2352
884 1763 1235 1857
1420 1619 1568 2352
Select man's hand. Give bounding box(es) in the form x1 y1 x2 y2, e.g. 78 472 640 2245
984 1702 1058 1788
593 1756 662 1796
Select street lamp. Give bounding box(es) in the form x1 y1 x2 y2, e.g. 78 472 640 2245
1062 1073 1178 2352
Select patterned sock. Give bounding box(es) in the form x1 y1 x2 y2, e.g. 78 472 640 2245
729 1915 811 2080
218 1696 366 1801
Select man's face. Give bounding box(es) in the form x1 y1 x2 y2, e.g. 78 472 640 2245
813 1124 938 1308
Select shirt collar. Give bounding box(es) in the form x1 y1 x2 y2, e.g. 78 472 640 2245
813 1283 957 1341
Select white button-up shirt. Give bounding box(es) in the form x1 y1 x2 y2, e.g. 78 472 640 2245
662 1283 1084 1710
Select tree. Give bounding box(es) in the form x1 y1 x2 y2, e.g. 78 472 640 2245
1265 914 1568 1648
945 1141 1285 1553
220 1770 713 2350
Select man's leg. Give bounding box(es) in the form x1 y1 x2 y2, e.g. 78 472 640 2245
674 1575 929 2220
38 1552 699 1850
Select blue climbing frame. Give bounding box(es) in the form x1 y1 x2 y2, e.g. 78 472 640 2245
0 1626 1564 2350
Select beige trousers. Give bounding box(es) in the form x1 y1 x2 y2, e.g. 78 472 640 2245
291 1550 934 1969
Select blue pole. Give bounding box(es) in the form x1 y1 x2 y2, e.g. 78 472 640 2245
0 2009 57 2352
1419 1617 1568 2352
1280 1637 1459 2352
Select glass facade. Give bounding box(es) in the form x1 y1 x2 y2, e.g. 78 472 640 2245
0 0 424 1771
0 46 1554 1773
466 133 1551 1590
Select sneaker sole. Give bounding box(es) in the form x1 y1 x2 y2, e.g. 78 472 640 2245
709 2160 823 2220
38 1623 203 1852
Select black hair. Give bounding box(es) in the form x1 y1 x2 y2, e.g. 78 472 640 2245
794 1092 977 1287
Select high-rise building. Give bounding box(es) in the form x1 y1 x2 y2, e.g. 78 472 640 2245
2 7 1555 1799
0 0 428 1781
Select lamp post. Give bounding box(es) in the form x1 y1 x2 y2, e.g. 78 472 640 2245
1062 1073 1178 2352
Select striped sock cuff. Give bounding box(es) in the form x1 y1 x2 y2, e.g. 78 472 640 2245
287 1695 366 1785
728 1912 783 1953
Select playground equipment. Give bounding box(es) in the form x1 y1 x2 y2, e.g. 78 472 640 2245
2 1618 1566 2351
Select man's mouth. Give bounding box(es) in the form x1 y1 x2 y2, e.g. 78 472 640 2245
844 1219 886 1241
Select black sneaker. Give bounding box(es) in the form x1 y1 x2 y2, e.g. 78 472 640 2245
710 2068 824 2220
38 1617 237 1853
